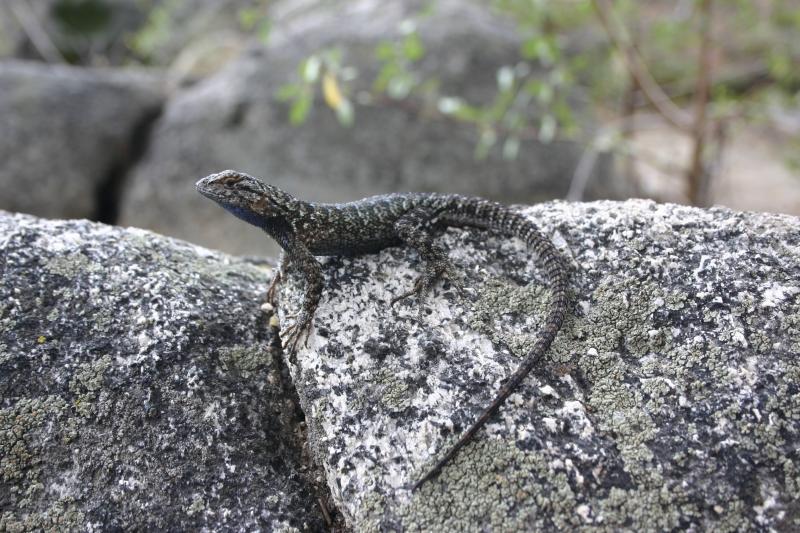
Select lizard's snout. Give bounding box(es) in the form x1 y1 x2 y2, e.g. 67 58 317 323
195 175 214 197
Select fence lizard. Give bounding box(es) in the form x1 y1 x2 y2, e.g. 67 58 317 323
196 170 569 490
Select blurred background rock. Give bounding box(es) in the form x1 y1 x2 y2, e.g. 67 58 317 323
0 0 798 256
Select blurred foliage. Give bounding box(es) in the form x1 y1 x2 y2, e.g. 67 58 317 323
270 0 799 177
4 0 798 183
52 0 111 35
127 0 270 63
237 3 271 43
277 50 356 126
127 0 174 62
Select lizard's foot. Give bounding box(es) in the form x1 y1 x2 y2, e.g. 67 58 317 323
390 262 465 308
265 271 283 306
281 313 313 354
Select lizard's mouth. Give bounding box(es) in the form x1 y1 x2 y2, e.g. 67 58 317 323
195 175 222 200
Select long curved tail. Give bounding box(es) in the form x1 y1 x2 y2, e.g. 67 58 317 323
413 201 569 490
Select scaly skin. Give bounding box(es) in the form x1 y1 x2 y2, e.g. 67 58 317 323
196 169 569 490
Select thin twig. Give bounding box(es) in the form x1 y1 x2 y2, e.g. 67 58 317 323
566 142 601 201
7 0 64 63
620 16 642 195
686 0 714 206
592 0 692 132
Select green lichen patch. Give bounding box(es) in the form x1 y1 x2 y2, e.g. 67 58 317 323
0 395 68 517
0 496 85 533
218 343 272 378
68 355 112 419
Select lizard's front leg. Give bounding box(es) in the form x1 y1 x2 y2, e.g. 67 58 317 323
391 210 464 309
265 251 287 305
281 243 323 354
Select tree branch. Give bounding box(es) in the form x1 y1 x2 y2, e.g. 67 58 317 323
592 0 692 132
8 0 64 63
686 0 714 206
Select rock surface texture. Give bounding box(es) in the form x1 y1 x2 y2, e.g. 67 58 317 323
4 200 797 531
0 212 327 531
278 200 800 531
0 61 163 221
119 0 617 257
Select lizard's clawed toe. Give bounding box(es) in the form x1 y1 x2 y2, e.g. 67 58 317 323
444 267 466 297
390 276 427 306
281 316 313 355
390 262 466 311
265 271 283 306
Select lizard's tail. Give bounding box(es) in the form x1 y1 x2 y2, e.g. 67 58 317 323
414 204 569 490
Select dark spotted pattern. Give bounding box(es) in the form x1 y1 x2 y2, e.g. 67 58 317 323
196 169 570 490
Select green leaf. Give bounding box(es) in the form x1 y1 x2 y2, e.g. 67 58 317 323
374 63 400 92
375 41 396 61
258 20 272 44
526 80 553 105
289 92 312 125
335 100 355 127
497 66 515 92
437 97 464 114
539 114 557 143
399 19 417 35
402 33 425 62
276 83 300 102
552 97 576 134
475 129 497 160
388 75 413 99
238 7 260 30
521 37 539 60
301 56 321 83
521 35 558 65
503 137 520 160
768 51 791 81
453 103 482 122
128 5 171 58
321 48 343 69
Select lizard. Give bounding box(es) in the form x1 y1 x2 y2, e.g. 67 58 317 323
196 169 569 491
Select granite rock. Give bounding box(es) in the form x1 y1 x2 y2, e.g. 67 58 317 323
0 212 327 531
278 200 800 531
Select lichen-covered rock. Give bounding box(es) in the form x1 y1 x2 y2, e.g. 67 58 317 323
278 200 800 531
0 61 163 220
0 212 327 531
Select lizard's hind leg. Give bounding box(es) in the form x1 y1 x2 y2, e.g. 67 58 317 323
390 211 465 311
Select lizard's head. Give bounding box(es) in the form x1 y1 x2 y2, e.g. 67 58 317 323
196 170 296 227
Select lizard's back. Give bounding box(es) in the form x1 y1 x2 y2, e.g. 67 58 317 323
302 192 458 256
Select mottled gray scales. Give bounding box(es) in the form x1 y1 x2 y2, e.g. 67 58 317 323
196 169 570 490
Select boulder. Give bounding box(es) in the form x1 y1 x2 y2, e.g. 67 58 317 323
278 200 800 531
4 198 798 531
0 61 163 221
120 0 617 257
0 212 328 531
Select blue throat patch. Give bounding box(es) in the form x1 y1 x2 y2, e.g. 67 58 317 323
223 204 266 228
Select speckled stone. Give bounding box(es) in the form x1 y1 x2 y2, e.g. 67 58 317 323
0 212 325 531
279 199 800 532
